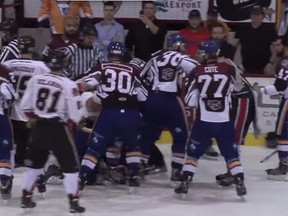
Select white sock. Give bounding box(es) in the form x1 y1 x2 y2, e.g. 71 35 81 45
63 173 78 196
22 168 42 191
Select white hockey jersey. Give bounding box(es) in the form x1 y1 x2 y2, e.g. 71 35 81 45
21 73 83 124
140 50 199 93
3 59 51 121
0 78 17 115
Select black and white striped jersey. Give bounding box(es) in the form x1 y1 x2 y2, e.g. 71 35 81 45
0 39 20 63
61 43 105 80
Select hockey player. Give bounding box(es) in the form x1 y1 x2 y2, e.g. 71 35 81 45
0 19 20 62
256 57 288 181
0 64 17 201
175 40 247 197
138 33 198 180
20 50 85 213
78 41 147 191
3 36 51 169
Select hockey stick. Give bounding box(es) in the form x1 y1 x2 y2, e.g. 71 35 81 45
260 150 277 163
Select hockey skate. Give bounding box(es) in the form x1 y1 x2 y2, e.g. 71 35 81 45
266 162 288 181
21 190 36 209
171 168 182 181
174 180 190 198
234 176 247 197
128 176 140 194
146 163 167 175
68 194 85 214
215 172 234 186
203 146 219 160
79 174 88 191
36 174 46 197
44 164 63 184
0 176 13 201
107 166 126 185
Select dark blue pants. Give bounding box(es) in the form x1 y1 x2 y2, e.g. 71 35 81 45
0 114 13 179
80 108 141 177
139 92 188 169
183 119 244 180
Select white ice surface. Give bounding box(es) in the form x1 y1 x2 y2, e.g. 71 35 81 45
0 145 287 216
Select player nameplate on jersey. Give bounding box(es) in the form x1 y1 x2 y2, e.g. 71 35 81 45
205 99 225 112
159 68 176 82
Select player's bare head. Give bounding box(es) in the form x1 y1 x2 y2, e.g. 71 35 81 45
166 33 187 52
250 6 264 26
18 35 36 59
143 1 157 19
108 41 125 61
103 1 116 20
81 24 97 46
64 16 79 35
0 19 18 43
197 40 220 63
210 22 225 42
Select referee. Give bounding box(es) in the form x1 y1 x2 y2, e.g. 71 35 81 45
62 24 105 80
0 19 20 62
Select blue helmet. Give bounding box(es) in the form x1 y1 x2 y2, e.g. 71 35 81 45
108 41 125 56
166 33 186 48
198 40 220 55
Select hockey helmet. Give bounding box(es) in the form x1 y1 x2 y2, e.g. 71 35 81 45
47 50 66 71
18 35 36 54
108 41 125 56
198 40 220 56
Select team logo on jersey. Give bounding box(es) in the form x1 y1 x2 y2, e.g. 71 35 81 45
206 100 223 112
160 68 175 82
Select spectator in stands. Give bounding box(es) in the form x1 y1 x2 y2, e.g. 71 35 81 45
179 9 209 57
210 22 235 59
38 0 93 36
42 16 80 62
234 6 277 74
205 6 229 38
125 1 167 61
264 38 288 75
95 1 125 61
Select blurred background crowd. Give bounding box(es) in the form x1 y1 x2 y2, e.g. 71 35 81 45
0 0 287 78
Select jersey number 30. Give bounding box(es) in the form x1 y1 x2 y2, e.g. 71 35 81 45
102 69 132 93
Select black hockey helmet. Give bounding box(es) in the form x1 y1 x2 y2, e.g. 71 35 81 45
0 19 18 35
18 35 36 54
47 49 66 71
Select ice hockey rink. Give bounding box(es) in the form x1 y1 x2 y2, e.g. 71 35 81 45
0 145 287 216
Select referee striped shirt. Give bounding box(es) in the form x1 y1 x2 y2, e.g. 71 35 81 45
0 39 20 63
61 43 105 80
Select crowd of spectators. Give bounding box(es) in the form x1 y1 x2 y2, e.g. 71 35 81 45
1 1 287 76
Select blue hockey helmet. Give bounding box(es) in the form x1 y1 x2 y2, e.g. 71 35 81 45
108 41 125 56
166 33 187 48
198 40 220 56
